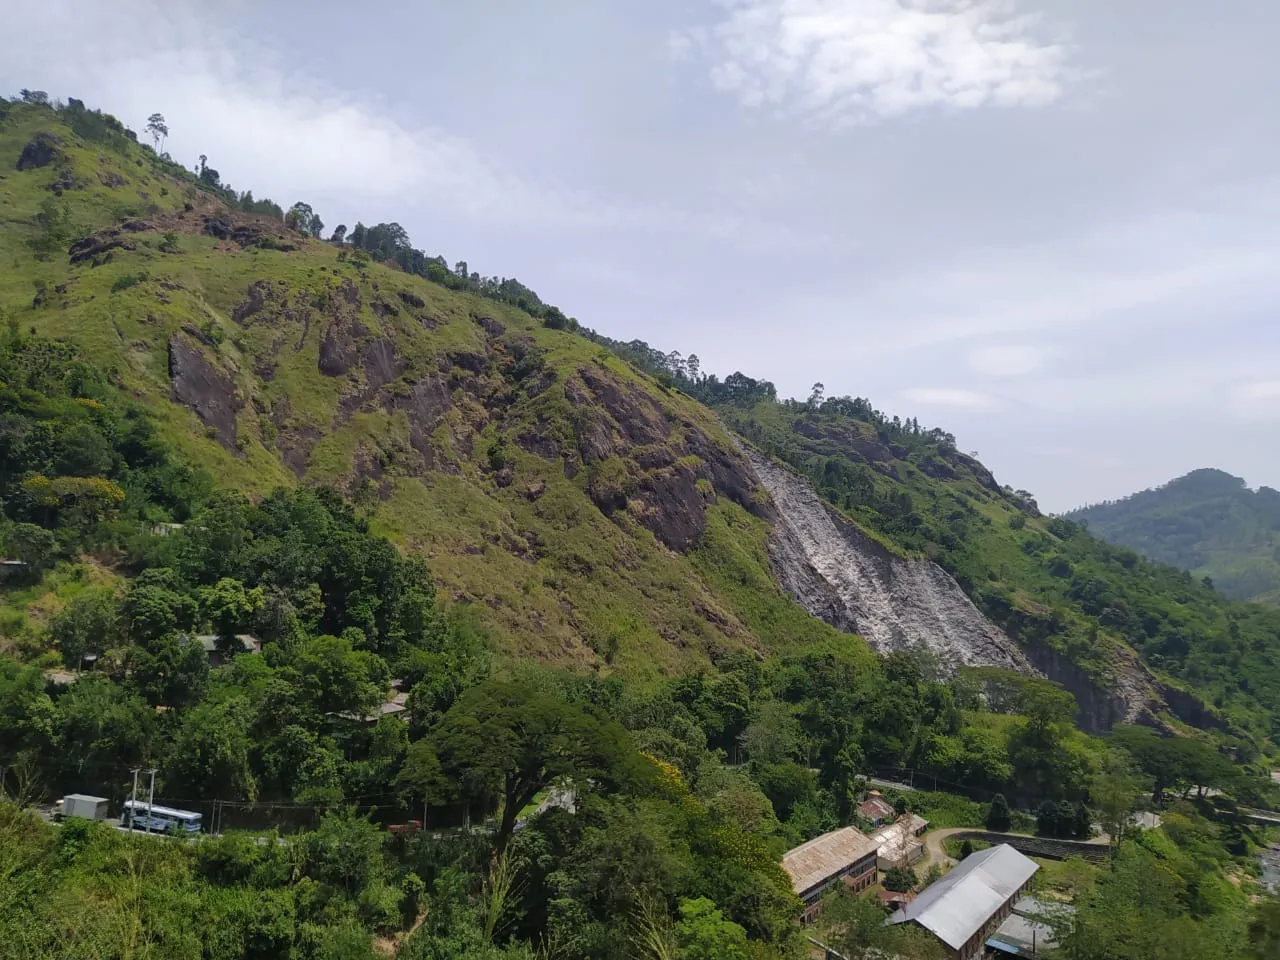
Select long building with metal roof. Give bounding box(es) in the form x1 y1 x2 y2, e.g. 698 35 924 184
781 826 879 924
887 843 1038 959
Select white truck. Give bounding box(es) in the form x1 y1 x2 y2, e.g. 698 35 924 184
55 794 111 821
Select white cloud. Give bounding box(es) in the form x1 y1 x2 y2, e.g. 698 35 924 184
776 180 1280 365
966 344 1047 376
2 1 528 216
675 0 1070 125
1229 380 1280 420
0 0 818 254
898 387 998 409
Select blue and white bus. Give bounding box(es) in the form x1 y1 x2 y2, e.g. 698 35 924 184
120 800 203 834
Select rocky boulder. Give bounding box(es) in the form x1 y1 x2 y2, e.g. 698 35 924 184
16 132 63 170
168 336 243 449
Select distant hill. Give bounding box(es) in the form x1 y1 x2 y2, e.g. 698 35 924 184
1066 469 1280 603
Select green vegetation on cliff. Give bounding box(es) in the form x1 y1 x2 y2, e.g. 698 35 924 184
605 344 1280 745
0 95 852 679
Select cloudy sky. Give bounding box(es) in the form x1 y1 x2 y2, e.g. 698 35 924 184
5 0 1279 511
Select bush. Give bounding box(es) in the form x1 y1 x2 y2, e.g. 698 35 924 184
882 867 914 893
986 793 1012 832
357 881 402 934
1036 800 1091 838
111 272 146 292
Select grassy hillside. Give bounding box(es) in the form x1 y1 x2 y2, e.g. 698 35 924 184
1067 468 1280 604
0 96 867 679
4 92 1280 960
6 94 1280 748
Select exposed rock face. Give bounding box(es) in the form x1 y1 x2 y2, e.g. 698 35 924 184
563 367 772 551
745 447 1033 673
743 445 1177 732
68 228 136 264
1019 642 1142 733
202 215 279 248
168 336 242 449
318 327 351 376
17 132 63 170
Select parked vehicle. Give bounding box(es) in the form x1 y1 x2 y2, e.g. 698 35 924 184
120 800 203 834
54 794 110 821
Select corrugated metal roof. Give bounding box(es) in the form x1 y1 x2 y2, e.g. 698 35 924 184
858 796 896 821
782 827 878 897
888 844 1038 950
870 814 928 862
987 912 1057 956
191 634 259 653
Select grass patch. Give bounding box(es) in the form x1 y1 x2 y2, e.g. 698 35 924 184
1031 856 1101 900
875 790 986 828
944 836 991 859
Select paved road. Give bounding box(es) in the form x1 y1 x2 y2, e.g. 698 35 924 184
868 776 918 793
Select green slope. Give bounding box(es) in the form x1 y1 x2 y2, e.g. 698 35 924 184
5 95 1280 747
1066 469 1280 604
0 97 863 679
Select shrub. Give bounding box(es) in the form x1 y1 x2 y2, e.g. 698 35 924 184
882 867 914 893
111 272 146 293
986 793 1012 832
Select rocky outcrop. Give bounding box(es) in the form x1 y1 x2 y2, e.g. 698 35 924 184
16 132 63 170
745 447 1033 673
564 367 772 551
1019 642 1142 733
742 446 1189 732
168 336 242 449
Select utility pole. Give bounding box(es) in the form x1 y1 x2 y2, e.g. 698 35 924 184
128 768 140 832
145 769 158 835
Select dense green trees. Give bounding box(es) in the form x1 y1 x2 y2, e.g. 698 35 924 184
1109 726 1239 804
1056 838 1250 959
401 681 644 855
286 201 324 238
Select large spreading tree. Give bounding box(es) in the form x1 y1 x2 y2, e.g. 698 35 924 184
398 680 645 855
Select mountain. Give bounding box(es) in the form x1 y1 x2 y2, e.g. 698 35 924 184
0 91 1275 960
1066 469 1280 604
3 95 1280 745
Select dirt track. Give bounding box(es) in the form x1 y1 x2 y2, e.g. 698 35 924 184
920 826 1111 872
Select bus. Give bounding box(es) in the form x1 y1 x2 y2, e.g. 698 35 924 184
120 800 203 834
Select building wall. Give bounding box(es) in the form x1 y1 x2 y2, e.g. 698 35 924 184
950 877 1033 960
877 841 924 872
798 852 879 924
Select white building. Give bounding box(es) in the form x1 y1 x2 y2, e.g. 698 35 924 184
888 843 1039 960
870 813 929 870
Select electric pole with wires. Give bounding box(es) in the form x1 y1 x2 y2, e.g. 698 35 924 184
128 768 140 832
145 768 157 835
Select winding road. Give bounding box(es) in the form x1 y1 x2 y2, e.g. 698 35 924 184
920 826 1111 871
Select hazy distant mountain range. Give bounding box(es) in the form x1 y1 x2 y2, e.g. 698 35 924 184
1067 469 1280 604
